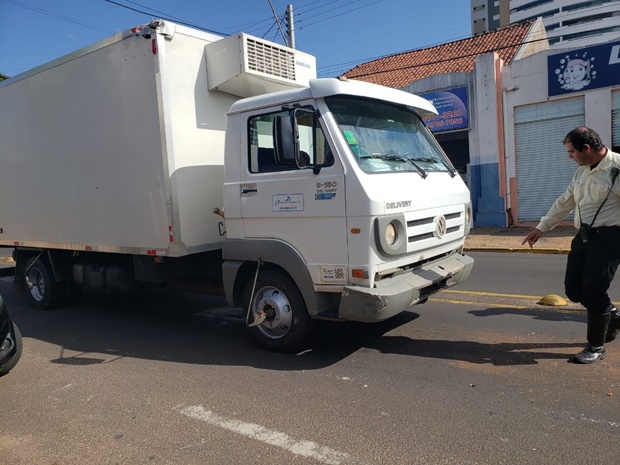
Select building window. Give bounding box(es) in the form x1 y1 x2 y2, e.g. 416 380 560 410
512 0 554 13
556 25 620 43
563 12 615 27
519 8 559 21
563 0 613 13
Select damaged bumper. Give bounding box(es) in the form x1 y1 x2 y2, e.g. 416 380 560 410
338 252 474 322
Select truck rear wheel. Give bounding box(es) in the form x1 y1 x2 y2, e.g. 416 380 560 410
243 270 314 352
24 257 63 310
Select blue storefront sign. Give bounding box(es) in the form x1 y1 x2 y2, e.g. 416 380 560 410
548 41 620 97
420 87 469 133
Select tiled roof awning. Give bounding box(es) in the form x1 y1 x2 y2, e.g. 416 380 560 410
343 20 539 88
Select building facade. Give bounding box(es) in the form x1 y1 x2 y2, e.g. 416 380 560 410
471 0 620 49
502 39 620 225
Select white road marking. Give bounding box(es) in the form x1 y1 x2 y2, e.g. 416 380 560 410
570 412 619 428
177 405 356 465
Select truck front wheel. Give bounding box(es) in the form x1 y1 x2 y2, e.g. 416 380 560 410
24 257 63 310
243 270 314 352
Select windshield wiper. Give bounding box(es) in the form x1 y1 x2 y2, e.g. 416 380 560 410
410 156 458 178
360 154 428 179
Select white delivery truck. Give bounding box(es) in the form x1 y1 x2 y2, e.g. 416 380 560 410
0 21 474 351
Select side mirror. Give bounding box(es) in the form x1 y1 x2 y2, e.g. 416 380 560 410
273 115 296 165
274 108 322 175
292 108 322 175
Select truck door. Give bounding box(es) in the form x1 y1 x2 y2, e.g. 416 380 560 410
239 103 348 286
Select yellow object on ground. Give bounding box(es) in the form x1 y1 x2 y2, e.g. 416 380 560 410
537 294 568 306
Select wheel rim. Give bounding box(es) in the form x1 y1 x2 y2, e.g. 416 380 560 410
26 267 46 302
252 286 293 340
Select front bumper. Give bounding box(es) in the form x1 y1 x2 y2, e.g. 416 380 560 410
338 252 474 322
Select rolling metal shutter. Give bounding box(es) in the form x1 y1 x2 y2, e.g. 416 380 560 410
515 98 584 222
613 90 620 149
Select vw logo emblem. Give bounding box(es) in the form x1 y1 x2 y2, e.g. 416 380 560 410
435 215 447 238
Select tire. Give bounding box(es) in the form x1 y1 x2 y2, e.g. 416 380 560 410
24 257 63 310
0 323 23 377
243 270 314 352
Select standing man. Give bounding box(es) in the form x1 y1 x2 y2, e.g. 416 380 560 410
523 127 620 364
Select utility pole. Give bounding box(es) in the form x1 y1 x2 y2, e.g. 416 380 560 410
267 0 288 46
285 4 295 49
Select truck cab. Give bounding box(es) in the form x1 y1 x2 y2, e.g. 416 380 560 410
222 78 474 351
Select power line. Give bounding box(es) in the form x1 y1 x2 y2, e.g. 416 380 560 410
2 0 114 34
103 0 228 36
295 0 348 15
122 0 186 23
297 0 383 29
104 0 292 45
219 16 275 33
266 0 288 44
297 0 370 22
221 0 332 33
297 0 332 9
231 0 345 34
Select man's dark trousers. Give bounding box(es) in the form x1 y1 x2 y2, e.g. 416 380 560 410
564 227 620 345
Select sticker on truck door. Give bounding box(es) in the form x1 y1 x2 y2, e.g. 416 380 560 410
272 194 304 212
315 181 337 200
320 266 347 283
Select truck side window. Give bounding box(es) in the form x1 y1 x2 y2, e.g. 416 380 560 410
248 109 334 173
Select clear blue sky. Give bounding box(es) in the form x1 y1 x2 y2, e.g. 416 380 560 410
0 0 471 78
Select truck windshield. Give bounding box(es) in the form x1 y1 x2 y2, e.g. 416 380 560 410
325 95 455 175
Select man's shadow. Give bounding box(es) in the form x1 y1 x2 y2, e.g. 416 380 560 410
314 309 584 366
369 337 582 365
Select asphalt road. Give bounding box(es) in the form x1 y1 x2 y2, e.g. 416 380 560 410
1 252 619 465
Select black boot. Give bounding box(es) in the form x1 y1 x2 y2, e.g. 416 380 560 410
573 345 606 364
606 307 620 343
572 312 610 364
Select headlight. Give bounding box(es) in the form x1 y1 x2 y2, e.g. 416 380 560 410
375 215 407 256
385 222 398 246
464 204 472 234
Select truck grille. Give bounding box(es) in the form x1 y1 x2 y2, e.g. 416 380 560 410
405 208 464 250
246 38 296 81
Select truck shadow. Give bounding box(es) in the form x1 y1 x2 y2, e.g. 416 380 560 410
3 284 587 369
5 286 414 371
